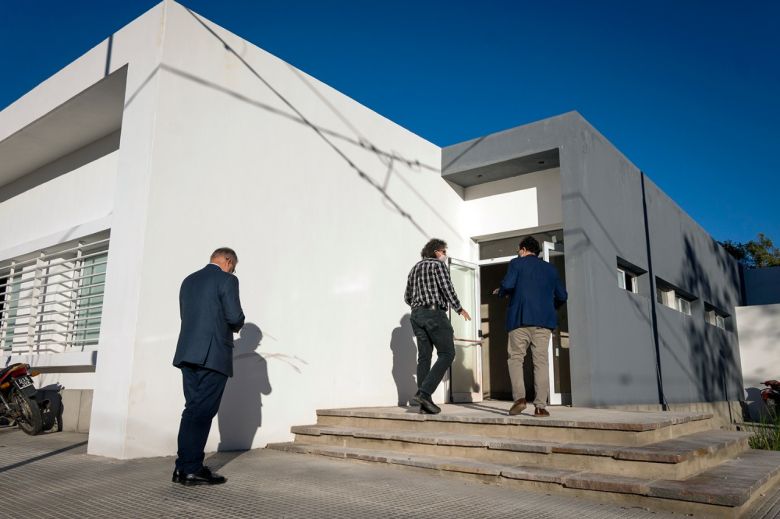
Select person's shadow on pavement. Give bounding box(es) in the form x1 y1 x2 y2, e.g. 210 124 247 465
217 323 271 451
391 314 417 407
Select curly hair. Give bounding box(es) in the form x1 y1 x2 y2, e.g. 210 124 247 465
421 238 447 259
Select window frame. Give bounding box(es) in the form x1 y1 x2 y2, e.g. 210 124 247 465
0 232 109 355
655 278 695 317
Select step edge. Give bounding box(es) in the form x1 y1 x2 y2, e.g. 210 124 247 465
294 425 750 463
270 442 772 508
316 408 714 431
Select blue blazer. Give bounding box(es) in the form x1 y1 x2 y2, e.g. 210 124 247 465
498 255 568 331
173 264 245 377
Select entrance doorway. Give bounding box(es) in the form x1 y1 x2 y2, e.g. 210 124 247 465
477 233 571 405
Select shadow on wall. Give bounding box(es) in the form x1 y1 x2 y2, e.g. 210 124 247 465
217 323 271 451
682 236 742 409
180 7 439 239
391 314 417 406
562 190 743 407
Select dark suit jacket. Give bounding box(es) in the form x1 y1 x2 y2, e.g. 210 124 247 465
498 255 568 331
173 264 245 377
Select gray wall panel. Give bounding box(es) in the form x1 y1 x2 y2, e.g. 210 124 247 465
443 112 744 408
643 177 743 404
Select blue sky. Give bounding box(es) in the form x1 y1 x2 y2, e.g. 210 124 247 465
1 1 777 243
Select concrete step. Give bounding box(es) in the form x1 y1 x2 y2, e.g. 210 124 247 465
267 442 780 518
315 404 715 446
290 424 750 480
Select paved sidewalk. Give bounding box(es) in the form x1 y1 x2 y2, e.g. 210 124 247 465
0 427 776 518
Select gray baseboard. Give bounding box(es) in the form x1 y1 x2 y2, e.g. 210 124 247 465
60 389 93 433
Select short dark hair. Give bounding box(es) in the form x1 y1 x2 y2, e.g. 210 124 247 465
211 247 238 264
518 236 541 256
421 238 447 259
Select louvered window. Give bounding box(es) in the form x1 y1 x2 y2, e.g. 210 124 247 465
0 232 109 354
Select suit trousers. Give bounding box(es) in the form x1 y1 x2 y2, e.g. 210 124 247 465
176 364 228 474
410 308 455 397
507 326 552 407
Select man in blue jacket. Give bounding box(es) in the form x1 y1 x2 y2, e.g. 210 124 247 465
172 247 245 485
494 237 567 417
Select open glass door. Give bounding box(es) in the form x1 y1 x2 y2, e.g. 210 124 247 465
543 241 571 406
448 258 482 403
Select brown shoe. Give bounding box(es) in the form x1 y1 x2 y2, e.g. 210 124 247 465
508 398 527 416
534 407 550 417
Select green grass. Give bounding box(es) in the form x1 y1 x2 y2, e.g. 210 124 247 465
745 412 780 451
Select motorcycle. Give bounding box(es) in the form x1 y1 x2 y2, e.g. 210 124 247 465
760 379 780 417
0 363 43 435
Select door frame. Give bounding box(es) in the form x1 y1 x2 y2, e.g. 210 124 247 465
446 257 483 403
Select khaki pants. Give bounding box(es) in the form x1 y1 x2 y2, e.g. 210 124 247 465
508 326 552 407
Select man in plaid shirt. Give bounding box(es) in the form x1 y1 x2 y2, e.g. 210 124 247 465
405 238 471 414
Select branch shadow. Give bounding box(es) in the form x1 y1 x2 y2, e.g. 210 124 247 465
180 7 439 238
562 190 743 410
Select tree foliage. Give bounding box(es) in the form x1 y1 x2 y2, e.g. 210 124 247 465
720 233 780 268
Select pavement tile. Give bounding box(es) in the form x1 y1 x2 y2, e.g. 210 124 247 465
2 425 777 519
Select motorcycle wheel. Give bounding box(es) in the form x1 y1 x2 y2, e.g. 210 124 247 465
13 392 43 435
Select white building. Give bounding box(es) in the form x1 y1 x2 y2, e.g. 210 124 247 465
1 1 765 460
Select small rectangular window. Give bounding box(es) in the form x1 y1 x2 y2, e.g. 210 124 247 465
676 296 691 316
705 305 729 330
616 258 644 294
617 268 638 292
618 268 636 294
657 285 674 307
656 278 695 316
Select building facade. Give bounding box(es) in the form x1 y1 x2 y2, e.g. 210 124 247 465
0 1 749 459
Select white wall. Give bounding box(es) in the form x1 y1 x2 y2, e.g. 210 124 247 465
736 304 780 388
2 1 560 459
87 2 171 458
0 135 118 393
116 2 473 458
462 168 561 239
0 144 117 254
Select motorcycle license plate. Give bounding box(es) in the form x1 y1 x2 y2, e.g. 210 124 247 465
14 376 33 391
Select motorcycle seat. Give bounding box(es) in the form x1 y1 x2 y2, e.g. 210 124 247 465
0 363 25 382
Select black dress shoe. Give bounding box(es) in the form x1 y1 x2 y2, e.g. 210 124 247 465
172 468 183 483
179 466 227 486
416 392 441 415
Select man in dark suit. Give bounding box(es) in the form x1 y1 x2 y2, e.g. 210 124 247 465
494 236 567 417
172 247 245 485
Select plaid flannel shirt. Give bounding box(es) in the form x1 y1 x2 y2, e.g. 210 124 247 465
404 258 463 313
